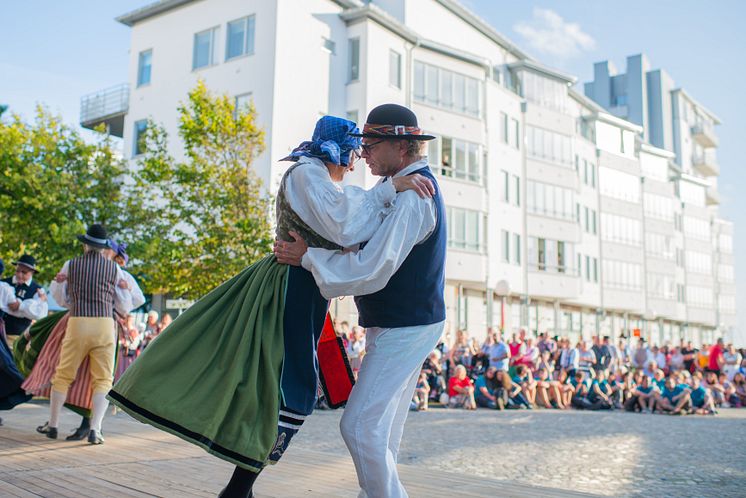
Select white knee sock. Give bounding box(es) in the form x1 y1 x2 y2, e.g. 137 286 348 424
49 390 67 429
91 393 109 433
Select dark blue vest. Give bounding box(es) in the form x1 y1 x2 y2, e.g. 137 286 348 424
2 277 42 335
354 166 446 328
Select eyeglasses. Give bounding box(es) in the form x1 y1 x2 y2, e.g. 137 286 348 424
360 140 385 155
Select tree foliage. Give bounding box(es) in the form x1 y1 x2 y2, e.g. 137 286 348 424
0 82 273 299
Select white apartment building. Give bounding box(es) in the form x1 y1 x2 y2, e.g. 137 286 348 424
80 0 736 345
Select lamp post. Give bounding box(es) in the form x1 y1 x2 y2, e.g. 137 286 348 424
495 280 511 332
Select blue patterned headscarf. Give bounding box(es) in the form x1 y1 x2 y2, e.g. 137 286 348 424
108 240 129 267
282 116 362 167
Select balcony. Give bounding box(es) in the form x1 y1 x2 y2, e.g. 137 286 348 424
80 84 129 137
692 149 719 177
691 121 718 148
706 186 721 206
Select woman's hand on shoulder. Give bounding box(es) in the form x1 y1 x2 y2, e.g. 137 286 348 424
392 174 435 199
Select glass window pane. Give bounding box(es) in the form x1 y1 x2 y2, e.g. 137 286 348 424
227 19 246 59
454 74 465 112
138 50 152 86
193 30 213 69
426 65 439 105
440 71 453 108
454 140 466 179
414 62 425 101
441 138 453 177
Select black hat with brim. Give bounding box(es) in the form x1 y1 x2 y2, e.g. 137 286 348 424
12 254 38 272
349 103 436 141
77 224 110 249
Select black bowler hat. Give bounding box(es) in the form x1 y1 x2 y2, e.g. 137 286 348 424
12 254 38 273
77 224 110 249
349 103 435 141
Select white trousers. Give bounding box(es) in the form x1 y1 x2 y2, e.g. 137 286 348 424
340 321 444 498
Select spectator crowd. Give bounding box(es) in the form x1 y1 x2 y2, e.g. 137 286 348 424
406 328 746 416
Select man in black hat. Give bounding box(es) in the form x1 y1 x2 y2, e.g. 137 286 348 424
276 103 445 498
43 224 133 444
1 254 48 345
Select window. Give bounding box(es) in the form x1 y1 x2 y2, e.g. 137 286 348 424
133 120 148 156
593 258 598 282
501 230 510 262
234 93 252 118
525 125 573 167
389 50 402 89
193 26 219 69
601 213 641 246
501 170 509 202
429 136 481 183
322 37 336 54
686 285 713 307
413 60 482 117
528 237 575 274
685 251 712 274
516 70 569 113
585 255 591 282
348 38 360 82
527 180 576 221
512 175 520 206
226 16 255 60
602 260 642 290
643 193 674 222
599 166 640 203
512 118 520 149
513 234 521 265
500 112 509 144
137 49 152 87
645 233 675 261
647 273 675 299
447 207 482 252
683 216 710 241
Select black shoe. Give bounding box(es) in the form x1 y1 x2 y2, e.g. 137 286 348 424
87 430 104 445
37 422 58 439
66 427 91 441
218 488 254 498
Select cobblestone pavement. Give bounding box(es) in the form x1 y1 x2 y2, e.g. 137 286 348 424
292 407 746 497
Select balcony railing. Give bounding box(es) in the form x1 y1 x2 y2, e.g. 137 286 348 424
692 149 719 177
691 121 718 148
80 84 129 137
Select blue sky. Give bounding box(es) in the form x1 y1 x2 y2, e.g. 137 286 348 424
1 1 744 341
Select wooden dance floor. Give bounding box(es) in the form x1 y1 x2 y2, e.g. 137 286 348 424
0 402 594 497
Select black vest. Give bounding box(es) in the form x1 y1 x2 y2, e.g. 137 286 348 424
2 277 42 335
354 166 446 328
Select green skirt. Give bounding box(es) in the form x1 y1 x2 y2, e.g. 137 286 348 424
108 255 288 472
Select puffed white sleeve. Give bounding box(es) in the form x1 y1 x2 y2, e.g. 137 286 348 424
300 192 437 299
17 287 48 320
284 160 396 247
0 282 17 312
124 271 146 310
49 261 70 309
113 267 134 315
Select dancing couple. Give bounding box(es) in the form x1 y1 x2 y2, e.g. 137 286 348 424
109 104 447 498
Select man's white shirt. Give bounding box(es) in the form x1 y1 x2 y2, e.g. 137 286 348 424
1 277 48 320
301 159 437 300
50 260 134 316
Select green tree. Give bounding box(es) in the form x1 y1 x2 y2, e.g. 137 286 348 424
129 80 273 297
0 107 128 283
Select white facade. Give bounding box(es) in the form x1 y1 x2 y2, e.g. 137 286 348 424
86 0 736 346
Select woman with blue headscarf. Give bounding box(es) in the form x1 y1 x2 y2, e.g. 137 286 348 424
108 116 432 497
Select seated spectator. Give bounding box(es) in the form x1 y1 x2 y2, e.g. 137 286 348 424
703 371 726 406
608 370 625 409
625 375 657 413
537 350 555 378
689 375 716 415
411 371 430 411
534 367 562 409
447 365 476 410
508 330 526 367
512 364 536 407
475 367 501 409
655 376 690 415
723 344 743 381
517 337 539 371
669 347 685 372
732 372 746 408
449 329 475 374
569 371 593 410
652 368 666 391
587 369 613 410
496 370 529 409
556 369 575 409
718 372 738 407
422 350 446 401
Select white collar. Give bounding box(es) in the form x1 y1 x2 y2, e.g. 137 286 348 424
12 275 32 286
391 158 430 179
